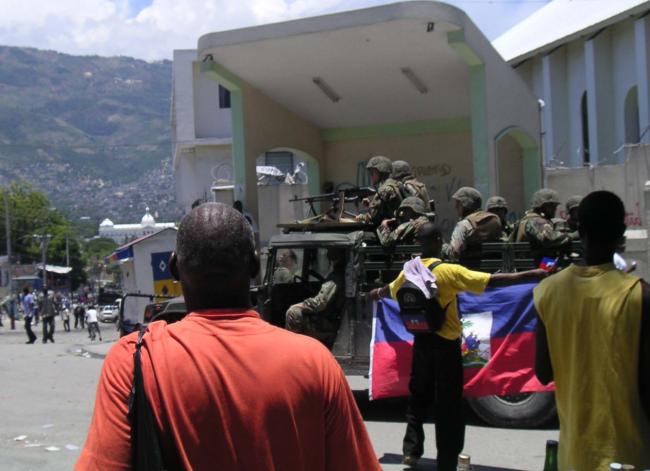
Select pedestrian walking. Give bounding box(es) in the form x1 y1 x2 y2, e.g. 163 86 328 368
62 306 71 332
39 289 57 343
74 303 86 329
21 287 36 344
86 305 102 341
534 191 650 469
370 222 547 470
77 203 380 470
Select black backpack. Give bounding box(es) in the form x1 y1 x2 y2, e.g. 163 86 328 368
396 261 450 334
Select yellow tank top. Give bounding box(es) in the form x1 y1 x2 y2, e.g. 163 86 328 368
534 264 650 470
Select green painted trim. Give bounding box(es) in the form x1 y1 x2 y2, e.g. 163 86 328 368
200 61 247 200
522 147 541 207
321 117 470 142
200 61 242 91
447 30 483 67
469 65 490 197
305 158 320 199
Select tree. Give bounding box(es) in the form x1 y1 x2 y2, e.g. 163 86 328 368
0 181 86 289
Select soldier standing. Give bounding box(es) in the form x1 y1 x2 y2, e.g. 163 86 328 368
391 160 432 209
442 187 502 260
486 196 513 240
355 156 402 227
512 188 571 263
377 197 430 248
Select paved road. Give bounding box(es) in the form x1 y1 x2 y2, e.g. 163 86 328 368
0 323 557 470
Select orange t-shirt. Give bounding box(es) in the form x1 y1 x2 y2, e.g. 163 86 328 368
76 310 380 471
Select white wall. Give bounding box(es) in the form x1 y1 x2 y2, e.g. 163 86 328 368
192 61 232 139
174 144 233 209
514 17 645 168
172 50 197 146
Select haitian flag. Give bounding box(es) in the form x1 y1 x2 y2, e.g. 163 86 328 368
369 282 554 400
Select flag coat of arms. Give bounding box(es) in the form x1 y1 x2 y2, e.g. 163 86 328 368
369 282 554 400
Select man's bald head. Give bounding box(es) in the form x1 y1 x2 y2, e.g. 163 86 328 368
174 203 258 310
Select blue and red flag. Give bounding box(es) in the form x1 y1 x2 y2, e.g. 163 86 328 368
369 282 554 400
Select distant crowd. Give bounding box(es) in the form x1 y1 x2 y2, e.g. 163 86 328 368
1 288 105 343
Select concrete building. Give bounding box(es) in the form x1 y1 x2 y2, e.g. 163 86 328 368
493 0 650 167
98 207 176 244
173 1 544 241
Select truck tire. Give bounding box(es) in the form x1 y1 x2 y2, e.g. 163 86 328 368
466 392 556 428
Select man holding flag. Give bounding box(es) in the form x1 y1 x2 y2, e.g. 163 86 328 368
370 222 547 470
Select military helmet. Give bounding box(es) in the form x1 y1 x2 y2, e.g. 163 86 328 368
565 195 583 212
398 196 427 216
486 196 508 211
452 187 482 211
366 155 392 174
531 188 560 209
391 160 412 180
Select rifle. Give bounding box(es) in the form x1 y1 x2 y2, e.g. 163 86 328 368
290 187 376 218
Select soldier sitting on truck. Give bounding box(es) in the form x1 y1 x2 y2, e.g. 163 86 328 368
377 197 430 248
553 195 582 239
485 196 513 241
273 249 299 283
355 156 402 227
391 160 432 210
442 187 502 261
285 248 346 341
511 188 572 263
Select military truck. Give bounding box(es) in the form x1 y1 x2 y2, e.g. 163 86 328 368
257 219 581 428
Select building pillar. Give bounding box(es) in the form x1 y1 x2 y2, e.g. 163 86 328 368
636 16 650 143
448 30 490 197
542 48 569 166
200 60 259 222
585 31 615 164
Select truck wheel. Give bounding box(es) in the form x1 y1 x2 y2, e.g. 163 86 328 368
466 392 556 428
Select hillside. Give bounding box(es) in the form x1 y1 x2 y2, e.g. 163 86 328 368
0 46 182 224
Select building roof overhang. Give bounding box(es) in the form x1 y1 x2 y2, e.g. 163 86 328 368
196 1 502 129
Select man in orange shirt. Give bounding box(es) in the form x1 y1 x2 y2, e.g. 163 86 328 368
77 203 381 471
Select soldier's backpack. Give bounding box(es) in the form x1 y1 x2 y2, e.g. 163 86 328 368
465 210 503 245
396 261 450 334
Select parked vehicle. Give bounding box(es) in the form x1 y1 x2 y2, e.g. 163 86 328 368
98 304 119 323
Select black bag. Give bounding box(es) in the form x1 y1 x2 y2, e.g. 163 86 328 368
396 261 449 334
128 326 170 471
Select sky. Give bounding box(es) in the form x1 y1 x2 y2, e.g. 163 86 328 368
0 0 550 61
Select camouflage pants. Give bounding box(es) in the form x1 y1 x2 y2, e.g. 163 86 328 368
285 306 337 336
284 306 306 334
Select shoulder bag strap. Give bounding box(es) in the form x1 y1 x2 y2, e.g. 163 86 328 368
128 326 169 470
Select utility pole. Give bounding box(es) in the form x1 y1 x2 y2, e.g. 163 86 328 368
34 233 52 291
65 233 70 267
4 189 14 329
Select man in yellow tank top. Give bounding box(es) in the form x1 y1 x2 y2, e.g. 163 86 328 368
534 191 650 470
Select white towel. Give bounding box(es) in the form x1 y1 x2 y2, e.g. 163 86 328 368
403 257 438 299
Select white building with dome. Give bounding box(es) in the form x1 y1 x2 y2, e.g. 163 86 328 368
98 208 176 244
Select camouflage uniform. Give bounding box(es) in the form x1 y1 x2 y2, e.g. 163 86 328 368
357 156 402 227
392 160 431 208
377 197 429 248
512 189 571 261
285 269 345 335
442 187 502 260
486 195 514 241
273 267 296 284
554 195 582 239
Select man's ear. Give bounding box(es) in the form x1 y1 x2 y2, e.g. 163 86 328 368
250 250 260 279
169 252 180 281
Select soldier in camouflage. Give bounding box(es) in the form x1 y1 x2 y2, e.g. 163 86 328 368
355 156 402 227
552 195 582 239
285 248 346 336
512 188 572 262
486 196 514 241
442 187 503 260
377 197 430 248
391 160 432 210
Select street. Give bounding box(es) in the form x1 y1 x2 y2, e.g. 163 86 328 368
0 323 558 471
